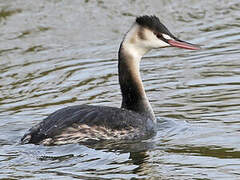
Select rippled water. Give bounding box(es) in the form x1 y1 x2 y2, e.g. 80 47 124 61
1 0 240 179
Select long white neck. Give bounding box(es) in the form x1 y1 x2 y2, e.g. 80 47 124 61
118 24 155 121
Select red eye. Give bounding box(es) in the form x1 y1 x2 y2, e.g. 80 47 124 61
157 34 163 39
154 32 164 40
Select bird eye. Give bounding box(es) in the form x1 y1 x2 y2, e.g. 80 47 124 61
157 34 163 39
154 32 164 40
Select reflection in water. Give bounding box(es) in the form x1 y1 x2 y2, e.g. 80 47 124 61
0 0 240 179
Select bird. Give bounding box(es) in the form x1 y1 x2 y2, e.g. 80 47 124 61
21 15 200 145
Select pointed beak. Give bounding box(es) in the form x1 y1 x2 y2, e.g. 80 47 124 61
168 39 201 50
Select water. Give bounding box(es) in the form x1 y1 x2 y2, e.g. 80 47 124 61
0 0 240 179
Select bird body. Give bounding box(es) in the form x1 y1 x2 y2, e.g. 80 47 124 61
21 15 200 145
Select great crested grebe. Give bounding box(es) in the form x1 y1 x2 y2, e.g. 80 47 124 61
21 15 200 145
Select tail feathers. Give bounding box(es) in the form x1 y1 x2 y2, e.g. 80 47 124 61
20 133 32 144
20 130 47 144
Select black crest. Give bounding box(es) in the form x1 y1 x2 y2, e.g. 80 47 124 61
136 15 175 37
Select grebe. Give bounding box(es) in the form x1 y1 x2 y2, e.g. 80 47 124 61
21 15 200 145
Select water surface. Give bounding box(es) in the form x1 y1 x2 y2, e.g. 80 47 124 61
0 0 240 179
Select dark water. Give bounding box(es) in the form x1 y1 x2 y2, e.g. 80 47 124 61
1 0 240 179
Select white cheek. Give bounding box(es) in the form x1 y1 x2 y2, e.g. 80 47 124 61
139 39 169 49
155 39 170 47
162 34 172 40
125 42 147 58
144 32 170 48
148 38 170 48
